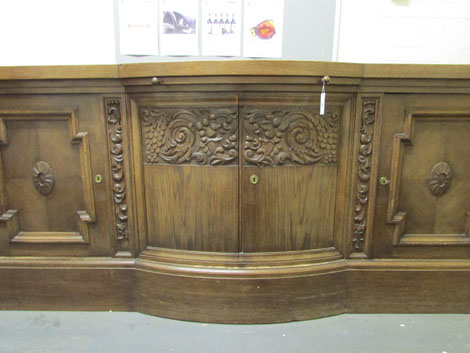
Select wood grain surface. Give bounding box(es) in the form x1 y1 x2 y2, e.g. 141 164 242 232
0 62 469 323
242 165 336 252
144 165 239 252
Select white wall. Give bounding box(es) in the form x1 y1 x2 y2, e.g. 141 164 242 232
0 0 116 66
0 0 337 66
2 0 470 66
336 0 470 64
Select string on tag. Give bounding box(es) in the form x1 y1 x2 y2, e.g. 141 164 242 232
320 75 330 115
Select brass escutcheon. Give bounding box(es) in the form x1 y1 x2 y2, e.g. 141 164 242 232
379 176 390 186
95 174 103 184
250 175 259 185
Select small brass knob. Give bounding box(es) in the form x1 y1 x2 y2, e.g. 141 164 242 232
250 175 259 185
95 174 103 184
379 176 390 186
322 75 331 85
151 77 159 85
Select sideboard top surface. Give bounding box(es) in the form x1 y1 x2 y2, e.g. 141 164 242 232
0 61 470 81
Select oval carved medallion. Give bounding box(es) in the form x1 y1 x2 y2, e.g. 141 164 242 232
428 162 452 197
32 161 54 196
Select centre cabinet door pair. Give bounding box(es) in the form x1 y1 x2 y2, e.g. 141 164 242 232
129 92 354 255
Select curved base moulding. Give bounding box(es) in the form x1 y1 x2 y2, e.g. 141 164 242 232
135 259 346 324
1 258 470 323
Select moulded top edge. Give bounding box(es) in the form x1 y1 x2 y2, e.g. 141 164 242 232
116 61 470 80
1 61 470 81
0 65 120 80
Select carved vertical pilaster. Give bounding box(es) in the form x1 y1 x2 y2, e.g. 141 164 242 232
351 98 380 257
105 99 131 257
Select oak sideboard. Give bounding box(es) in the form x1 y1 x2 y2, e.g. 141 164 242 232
0 61 469 323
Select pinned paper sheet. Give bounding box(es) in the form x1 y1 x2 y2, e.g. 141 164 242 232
119 0 159 55
243 0 284 58
159 0 199 56
202 0 241 56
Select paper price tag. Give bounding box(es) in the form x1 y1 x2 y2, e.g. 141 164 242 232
320 76 329 115
320 91 326 115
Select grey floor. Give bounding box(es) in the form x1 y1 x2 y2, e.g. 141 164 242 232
0 312 468 353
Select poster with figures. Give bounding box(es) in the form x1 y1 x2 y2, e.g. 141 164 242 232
159 0 199 56
202 0 241 56
243 0 284 58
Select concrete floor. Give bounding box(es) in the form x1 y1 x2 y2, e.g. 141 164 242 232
0 312 468 353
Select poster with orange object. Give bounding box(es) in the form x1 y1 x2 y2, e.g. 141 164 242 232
243 0 284 58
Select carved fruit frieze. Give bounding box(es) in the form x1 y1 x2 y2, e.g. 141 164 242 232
32 161 54 196
428 161 452 197
243 108 340 166
142 108 238 165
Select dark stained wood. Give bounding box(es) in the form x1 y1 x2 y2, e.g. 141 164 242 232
119 60 363 79
141 106 238 166
0 62 470 323
0 94 115 256
362 63 470 79
347 264 470 314
2 61 470 82
139 246 342 266
104 98 132 257
374 95 470 258
136 262 346 324
350 96 382 257
242 165 337 252
119 61 470 80
5 119 83 233
144 165 239 252
0 65 119 80
238 95 351 253
128 93 240 253
0 258 135 312
0 111 94 244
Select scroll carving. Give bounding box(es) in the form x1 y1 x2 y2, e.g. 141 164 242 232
32 161 54 196
106 99 129 253
142 108 238 165
428 162 452 196
352 99 377 252
243 108 340 166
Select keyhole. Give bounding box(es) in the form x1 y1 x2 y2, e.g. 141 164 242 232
250 175 259 185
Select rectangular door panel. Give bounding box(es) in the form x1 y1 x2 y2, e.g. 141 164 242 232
131 94 240 253
144 165 238 251
242 165 336 252
240 94 351 253
374 94 470 258
3 119 84 233
0 94 114 256
397 118 470 236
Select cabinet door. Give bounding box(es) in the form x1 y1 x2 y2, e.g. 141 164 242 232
129 93 239 253
240 93 354 253
0 95 113 256
373 94 470 258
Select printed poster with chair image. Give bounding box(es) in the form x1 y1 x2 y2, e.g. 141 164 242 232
159 0 199 55
243 0 284 58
